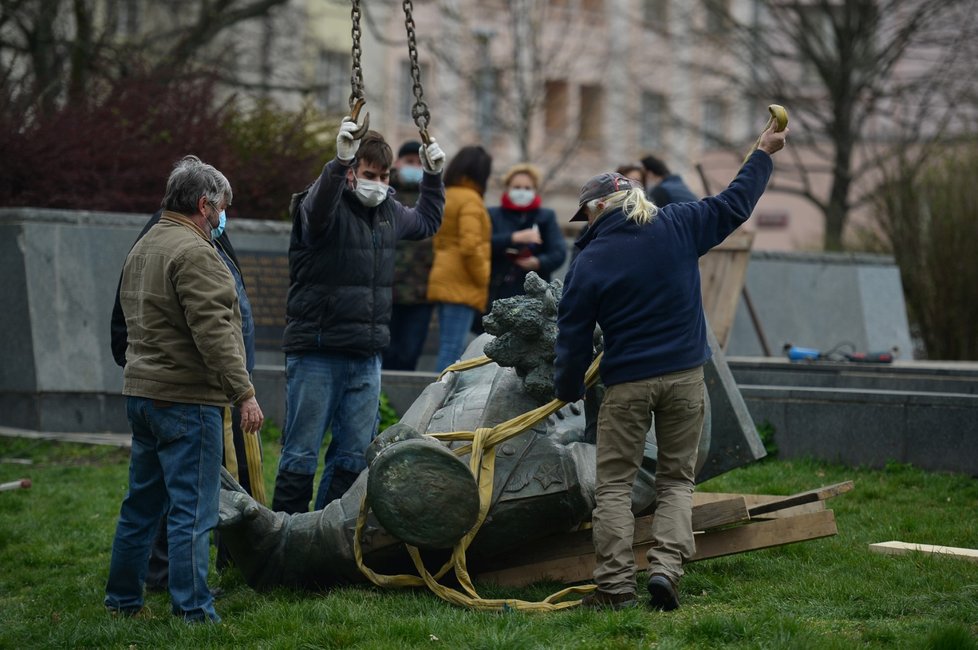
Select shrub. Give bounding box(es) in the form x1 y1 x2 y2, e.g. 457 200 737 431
871 144 978 360
0 71 335 220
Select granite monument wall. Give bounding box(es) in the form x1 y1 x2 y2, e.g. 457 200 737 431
0 207 291 432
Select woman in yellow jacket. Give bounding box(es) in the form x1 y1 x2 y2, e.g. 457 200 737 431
427 145 494 372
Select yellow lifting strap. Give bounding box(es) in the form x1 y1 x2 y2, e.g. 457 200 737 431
244 429 267 505
355 352 604 611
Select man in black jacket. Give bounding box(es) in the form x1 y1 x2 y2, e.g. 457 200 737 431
271 120 445 514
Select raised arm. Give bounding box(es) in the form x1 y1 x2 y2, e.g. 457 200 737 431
678 123 787 255
300 118 366 243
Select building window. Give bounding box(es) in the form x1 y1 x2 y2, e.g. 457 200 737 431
702 97 728 147
544 80 569 134
318 50 350 114
704 0 730 34
400 59 431 123
474 67 499 142
579 84 603 141
640 91 666 151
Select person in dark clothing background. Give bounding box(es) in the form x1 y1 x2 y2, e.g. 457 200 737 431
481 163 567 331
641 154 699 206
109 205 260 590
383 140 435 371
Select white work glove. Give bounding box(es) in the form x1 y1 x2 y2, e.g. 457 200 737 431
419 140 446 174
336 117 361 162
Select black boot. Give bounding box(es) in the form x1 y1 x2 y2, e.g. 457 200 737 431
320 468 360 508
271 469 313 514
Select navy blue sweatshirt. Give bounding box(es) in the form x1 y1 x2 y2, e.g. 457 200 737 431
553 150 774 402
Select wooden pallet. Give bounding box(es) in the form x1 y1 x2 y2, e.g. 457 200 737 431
475 481 853 587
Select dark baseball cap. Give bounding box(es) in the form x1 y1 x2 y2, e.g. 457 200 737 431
397 140 422 158
570 172 643 222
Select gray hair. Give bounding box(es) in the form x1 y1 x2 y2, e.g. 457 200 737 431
161 155 232 215
588 187 658 225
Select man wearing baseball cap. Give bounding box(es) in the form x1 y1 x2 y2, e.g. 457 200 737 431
554 122 788 611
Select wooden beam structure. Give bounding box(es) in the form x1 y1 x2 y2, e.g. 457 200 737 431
475 482 851 588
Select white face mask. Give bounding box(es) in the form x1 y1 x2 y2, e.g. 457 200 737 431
508 188 536 207
355 178 389 207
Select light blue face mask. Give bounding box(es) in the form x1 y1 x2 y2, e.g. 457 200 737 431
212 210 227 240
398 165 424 185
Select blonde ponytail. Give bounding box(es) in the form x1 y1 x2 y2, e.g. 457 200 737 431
590 188 658 225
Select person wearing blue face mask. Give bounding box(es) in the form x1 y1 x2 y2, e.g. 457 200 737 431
109 197 261 597
384 141 436 371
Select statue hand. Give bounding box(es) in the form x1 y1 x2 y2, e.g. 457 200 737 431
219 489 262 528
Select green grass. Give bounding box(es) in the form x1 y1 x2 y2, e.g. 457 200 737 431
1 435 977 649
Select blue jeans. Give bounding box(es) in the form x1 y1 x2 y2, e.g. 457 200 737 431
383 303 434 371
435 303 477 372
105 397 222 622
278 351 381 510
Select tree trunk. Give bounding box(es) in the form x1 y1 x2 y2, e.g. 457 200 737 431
824 117 854 251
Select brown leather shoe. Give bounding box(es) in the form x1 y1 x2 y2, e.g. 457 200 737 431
647 573 680 611
580 589 638 611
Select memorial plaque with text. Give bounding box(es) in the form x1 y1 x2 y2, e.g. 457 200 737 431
238 251 289 351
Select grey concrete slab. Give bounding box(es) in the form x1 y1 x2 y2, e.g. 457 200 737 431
0 208 293 426
729 357 978 394
904 403 978 475
0 224 37 392
35 392 128 433
740 384 978 475
0 393 40 430
728 251 913 359
698 325 766 481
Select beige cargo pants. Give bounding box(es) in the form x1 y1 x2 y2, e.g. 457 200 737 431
591 364 705 594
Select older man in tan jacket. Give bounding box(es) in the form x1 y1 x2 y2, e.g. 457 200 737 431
105 155 263 623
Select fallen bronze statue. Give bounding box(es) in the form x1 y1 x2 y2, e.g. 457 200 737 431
217 274 766 608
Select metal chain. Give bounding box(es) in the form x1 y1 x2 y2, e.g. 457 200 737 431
402 0 431 142
349 0 364 110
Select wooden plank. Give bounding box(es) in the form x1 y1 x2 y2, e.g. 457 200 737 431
694 482 853 516
699 229 754 348
746 481 853 517
477 509 837 587
477 496 750 574
869 541 978 564
690 509 837 561
689 495 750 531
694 491 829 519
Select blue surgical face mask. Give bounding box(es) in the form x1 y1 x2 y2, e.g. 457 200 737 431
399 165 424 185
211 210 227 239
508 188 536 207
